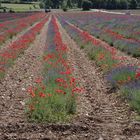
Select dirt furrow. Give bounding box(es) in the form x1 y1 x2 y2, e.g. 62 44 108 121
57 17 140 140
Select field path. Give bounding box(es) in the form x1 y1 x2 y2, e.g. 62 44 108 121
57 17 140 140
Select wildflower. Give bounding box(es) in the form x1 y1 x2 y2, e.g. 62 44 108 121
35 78 42 83
72 87 83 93
70 77 76 87
41 85 46 90
48 94 52 97
29 104 35 111
60 69 71 75
127 76 131 81
43 54 55 61
136 72 140 79
70 77 76 83
27 86 35 97
55 78 65 83
98 53 105 60
56 89 66 95
39 92 46 98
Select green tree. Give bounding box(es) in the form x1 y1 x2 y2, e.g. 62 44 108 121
82 0 92 10
121 0 128 9
41 0 52 8
129 0 137 9
91 0 98 8
77 0 83 8
67 0 72 8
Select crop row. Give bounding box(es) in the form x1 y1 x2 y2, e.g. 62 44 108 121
0 12 37 22
58 16 140 114
0 12 46 46
0 16 49 79
59 12 140 57
26 16 81 122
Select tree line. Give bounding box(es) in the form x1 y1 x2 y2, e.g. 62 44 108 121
90 0 139 9
0 0 139 9
40 0 139 9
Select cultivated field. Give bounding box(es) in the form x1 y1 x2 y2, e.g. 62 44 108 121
0 11 140 139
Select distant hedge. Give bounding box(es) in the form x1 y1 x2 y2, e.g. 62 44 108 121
91 0 138 9
82 0 92 10
0 0 33 4
0 0 139 9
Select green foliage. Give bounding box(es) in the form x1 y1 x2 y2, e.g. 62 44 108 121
39 1 44 8
62 0 68 11
67 0 72 8
91 0 129 9
0 0 138 9
119 0 128 9
77 0 83 8
82 0 92 10
83 42 119 72
0 71 5 79
26 83 77 123
129 0 137 9
80 45 85 49
63 7 68 11
121 88 140 114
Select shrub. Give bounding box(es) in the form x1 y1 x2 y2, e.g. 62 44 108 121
63 7 68 12
9 9 15 13
39 2 45 9
82 0 92 11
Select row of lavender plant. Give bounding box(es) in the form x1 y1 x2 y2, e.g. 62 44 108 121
0 12 37 22
57 15 140 114
0 15 49 79
58 12 140 57
26 16 81 122
0 12 46 46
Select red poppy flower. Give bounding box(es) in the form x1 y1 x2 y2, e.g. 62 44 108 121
39 92 46 98
98 53 105 60
27 86 35 97
136 72 140 79
127 76 131 81
56 89 66 95
72 87 83 93
60 69 71 75
35 78 42 83
48 94 52 97
55 78 65 83
29 104 35 111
